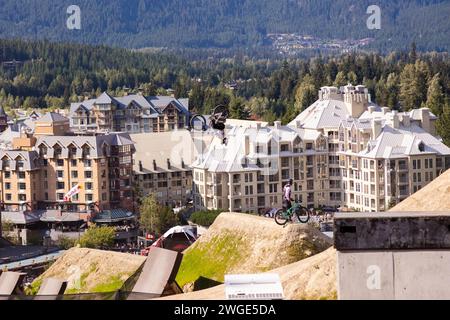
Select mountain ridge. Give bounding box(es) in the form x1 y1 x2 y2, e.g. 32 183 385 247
0 0 449 52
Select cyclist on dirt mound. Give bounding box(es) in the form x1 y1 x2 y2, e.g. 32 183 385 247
283 178 293 211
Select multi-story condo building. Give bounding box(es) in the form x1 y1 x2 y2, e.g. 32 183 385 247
338 107 450 211
0 112 135 219
69 92 190 134
132 130 213 207
192 84 450 213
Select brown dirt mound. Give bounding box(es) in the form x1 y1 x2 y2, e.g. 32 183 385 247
391 169 450 212
30 247 146 294
161 247 336 300
175 212 332 290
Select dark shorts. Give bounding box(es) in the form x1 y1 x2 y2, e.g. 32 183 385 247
283 199 291 210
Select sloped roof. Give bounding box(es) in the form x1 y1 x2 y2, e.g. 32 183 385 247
361 124 450 159
69 92 190 116
37 112 69 123
132 131 213 173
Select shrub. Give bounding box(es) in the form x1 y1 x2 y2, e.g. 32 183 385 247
78 225 115 249
56 235 77 250
189 210 222 227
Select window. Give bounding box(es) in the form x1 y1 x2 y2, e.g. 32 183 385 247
5 193 11 200
18 172 25 179
4 171 10 179
57 159 64 167
19 194 26 201
84 171 92 179
56 170 63 178
5 182 10 190
71 171 78 179
85 182 93 190
71 159 77 166
84 159 92 167
56 182 65 190
86 194 93 202
18 183 26 190
280 144 289 152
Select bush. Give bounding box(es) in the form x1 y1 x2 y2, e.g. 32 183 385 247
56 235 77 250
189 210 223 227
78 225 116 249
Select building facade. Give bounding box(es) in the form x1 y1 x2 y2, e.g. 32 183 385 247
0 112 135 219
70 92 190 134
132 131 213 207
192 84 450 213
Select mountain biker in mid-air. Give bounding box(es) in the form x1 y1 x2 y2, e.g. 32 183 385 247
283 179 293 211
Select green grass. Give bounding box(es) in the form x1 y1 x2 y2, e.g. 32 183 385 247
175 231 249 288
90 275 125 293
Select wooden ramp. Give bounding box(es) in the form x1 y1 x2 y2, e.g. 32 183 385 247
34 278 67 300
0 271 26 299
127 247 182 300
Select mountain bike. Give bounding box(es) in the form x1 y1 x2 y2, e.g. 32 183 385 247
274 201 310 225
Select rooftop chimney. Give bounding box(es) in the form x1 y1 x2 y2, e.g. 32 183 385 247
371 119 382 139
296 120 302 129
139 160 143 172
274 121 281 129
420 108 431 133
181 159 185 169
167 158 171 170
153 159 157 171
402 113 411 127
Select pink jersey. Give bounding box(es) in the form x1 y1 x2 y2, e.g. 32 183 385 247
283 184 291 201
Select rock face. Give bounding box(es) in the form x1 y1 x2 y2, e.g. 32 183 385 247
391 169 450 212
175 212 332 290
30 247 146 294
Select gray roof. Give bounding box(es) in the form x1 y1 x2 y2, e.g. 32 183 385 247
0 150 40 170
70 92 189 116
37 112 69 123
40 210 83 222
1 211 43 225
360 124 450 159
132 131 213 173
36 132 135 159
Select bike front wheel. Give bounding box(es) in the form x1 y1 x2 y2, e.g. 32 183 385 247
274 209 289 225
296 207 310 223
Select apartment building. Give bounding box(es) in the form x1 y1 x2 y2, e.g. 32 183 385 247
192 84 450 213
0 112 135 220
69 92 190 134
192 121 332 212
338 108 450 211
132 130 213 207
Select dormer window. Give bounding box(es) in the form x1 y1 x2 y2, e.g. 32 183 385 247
418 142 425 152
54 145 62 157
39 145 48 157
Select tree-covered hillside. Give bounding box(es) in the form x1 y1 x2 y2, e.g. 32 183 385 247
0 0 449 51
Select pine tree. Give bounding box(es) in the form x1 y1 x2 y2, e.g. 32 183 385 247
294 75 316 112
426 73 445 116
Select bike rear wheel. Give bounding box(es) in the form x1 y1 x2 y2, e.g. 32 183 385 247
296 207 310 223
274 209 289 225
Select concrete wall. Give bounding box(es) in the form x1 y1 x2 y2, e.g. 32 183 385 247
337 250 450 299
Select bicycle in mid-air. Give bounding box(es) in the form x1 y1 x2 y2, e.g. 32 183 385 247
274 200 311 225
